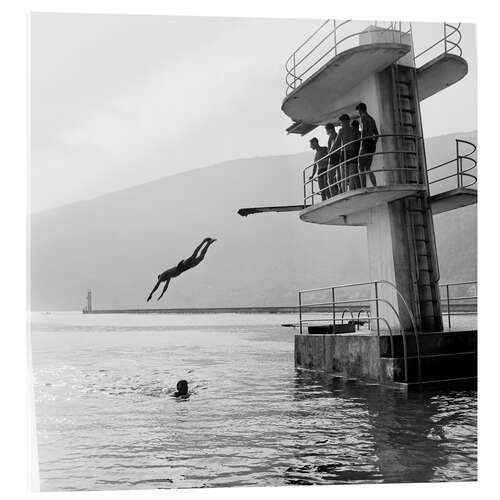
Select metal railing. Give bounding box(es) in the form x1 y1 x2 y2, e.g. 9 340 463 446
303 136 476 207
285 21 411 95
303 133 423 206
298 280 421 384
414 23 462 61
439 281 477 329
286 21 463 95
428 139 477 192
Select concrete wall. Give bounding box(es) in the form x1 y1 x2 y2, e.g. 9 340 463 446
366 202 415 330
359 26 414 67
295 334 385 382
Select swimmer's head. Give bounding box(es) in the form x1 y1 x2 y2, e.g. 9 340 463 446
176 380 188 396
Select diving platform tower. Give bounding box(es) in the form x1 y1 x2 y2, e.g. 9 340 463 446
281 22 471 334
239 21 477 387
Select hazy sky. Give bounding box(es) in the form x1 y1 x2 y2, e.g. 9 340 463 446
30 14 476 212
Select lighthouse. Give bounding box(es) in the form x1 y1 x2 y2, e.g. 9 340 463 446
83 289 92 314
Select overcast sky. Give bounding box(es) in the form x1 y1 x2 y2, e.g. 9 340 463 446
30 14 476 212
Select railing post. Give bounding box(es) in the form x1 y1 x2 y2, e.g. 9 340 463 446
444 23 448 53
299 291 303 335
293 53 296 89
303 170 306 205
446 284 451 329
332 287 336 334
456 139 461 189
333 20 337 56
374 282 380 335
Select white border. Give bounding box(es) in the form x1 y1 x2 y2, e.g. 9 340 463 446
2 1 497 499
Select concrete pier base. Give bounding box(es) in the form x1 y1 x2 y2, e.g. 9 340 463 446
295 330 477 389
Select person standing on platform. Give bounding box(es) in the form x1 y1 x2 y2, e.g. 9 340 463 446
356 102 379 188
351 119 362 188
330 114 360 191
308 137 330 201
351 119 361 153
325 123 340 197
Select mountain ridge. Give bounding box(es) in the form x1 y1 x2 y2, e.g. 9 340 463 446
30 131 477 310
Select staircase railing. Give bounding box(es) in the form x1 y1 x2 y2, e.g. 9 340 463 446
298 280 421 384
439 280 477 329
428 139 477 193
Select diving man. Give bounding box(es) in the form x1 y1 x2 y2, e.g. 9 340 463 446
147 237 216 302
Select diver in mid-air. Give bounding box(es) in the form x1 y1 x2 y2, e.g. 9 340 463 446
147 237 217 302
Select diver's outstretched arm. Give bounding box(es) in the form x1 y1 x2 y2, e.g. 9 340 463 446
147 280 161 302
183 238 212 267
197 239 214 261
157 278 171 301
189 238 212 260
184 239 215 270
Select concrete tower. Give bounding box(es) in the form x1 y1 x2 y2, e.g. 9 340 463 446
239 21 477 386
281 22 470 333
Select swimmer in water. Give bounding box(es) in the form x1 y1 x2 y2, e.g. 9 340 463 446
147 237 216 302
173 380 189 397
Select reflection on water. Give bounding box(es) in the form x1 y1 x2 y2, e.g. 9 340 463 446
287 371 476 485
30 312 477 491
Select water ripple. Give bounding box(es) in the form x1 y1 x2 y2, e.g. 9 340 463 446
31 313 477 491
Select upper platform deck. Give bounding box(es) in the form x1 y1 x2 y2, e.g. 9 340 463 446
282 21 468 134
283 42 411 126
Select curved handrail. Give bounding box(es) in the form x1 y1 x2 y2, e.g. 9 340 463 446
428 139 477 191
414 22 462 61
285 21 409 94
285 21 460 95
357 309 372 330
305 133 418 171
341 309 355 323
292 25 402 88
303 133 423 206
377 280 420 384
298 279 421 383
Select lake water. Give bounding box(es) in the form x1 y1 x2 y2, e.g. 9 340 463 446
30 312 477 491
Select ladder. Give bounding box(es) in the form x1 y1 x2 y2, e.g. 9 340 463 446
392 64 443 332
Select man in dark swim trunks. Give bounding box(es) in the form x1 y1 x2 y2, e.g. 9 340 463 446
356 102 379 188
147 237 216 302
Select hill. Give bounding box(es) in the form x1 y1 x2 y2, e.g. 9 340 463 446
30 131 477 310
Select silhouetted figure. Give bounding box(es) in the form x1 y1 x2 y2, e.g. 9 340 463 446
173 380 189 397
308 137 330 201
325 123 340 197
351 120 361 154
147 238 216 302
351 119 362 187
356 102 379 187
331 114 360 191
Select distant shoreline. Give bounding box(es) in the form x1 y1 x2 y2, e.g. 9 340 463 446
83 306 318 315
80 304 476 314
